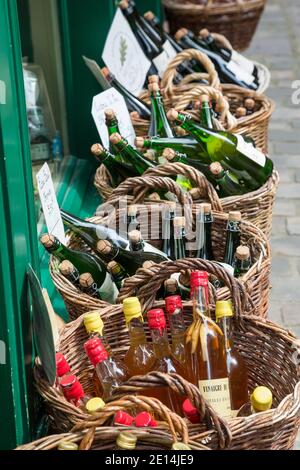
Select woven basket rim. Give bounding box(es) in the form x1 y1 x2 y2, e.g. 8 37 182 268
162 0 266 15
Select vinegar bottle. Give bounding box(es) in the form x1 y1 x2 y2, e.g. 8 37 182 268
164 295 187 365
185 271 232 418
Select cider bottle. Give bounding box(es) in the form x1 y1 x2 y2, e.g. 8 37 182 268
165 295 187 365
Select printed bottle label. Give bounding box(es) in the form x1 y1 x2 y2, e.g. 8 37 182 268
153 48 172 78
99 272 119 304
235 134 266 167
31 142 50 162
162 40 177 60
226 60 255 85
198 377 232 418
231 50 255 75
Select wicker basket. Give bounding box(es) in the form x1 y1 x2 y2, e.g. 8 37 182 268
33 261 300 449
99 174 271 317
163 0 267 51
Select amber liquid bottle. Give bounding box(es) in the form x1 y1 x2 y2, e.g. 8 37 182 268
186 271 232 418
215 301 249 416
165 295 187 365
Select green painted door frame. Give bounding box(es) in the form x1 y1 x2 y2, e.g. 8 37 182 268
0 0 39 450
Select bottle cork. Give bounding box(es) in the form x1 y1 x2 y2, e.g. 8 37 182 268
148 82 160 93
128 205 138 217
97 239 112 254
235 245 250 261
107 261 122 275
79 273 95 288
236 107 247 118
119 0 129 10
59 260 76 276
91 143 104 157
210 161 223 175
40 233 55 248
200 94 210 103
175 126 188 136
135 137 145 148
199 203 212 215
228 211 242 222
189 187 202 200
148 75 159 84
199 28 210 38
174 216 186 227
174 28 188 42
244 98 255 110
101 67 110 78
144 11 155 21
144 150 156 161
164 278 178 293
179 271 190 287
167 108 179 122
129 230 142 244
109 132 122 145
130 111 140 120
162 148 176 160
104 108 116 120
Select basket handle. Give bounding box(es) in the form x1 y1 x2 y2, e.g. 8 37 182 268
101 175 193 209
144 162 223 212
115 372 232 449
161 48 220 98
119 257 253 316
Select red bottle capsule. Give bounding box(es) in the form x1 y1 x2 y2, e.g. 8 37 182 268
114 410 134 426
182 398 201 424
135 412 157 428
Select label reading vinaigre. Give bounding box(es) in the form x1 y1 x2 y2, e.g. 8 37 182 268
235 134 266 167
198 377 231 417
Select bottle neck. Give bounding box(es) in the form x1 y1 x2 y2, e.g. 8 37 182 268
192 284 210 319
127 317 147 347
106 118 120 136
130 240 145 252
169 308 186 336
217 316 234 350
234 257 251 276
150 328 172 359
200 103 213 129
150 91 174 138
224 221 241 266
196 214 213 260
116 140 155 174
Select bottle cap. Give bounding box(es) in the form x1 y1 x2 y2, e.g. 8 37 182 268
174 28 188 41
40 233 55 248
85 397 106 414
215 300 233 320
228 211 242 222
135 412 157 428
130 111 140 120
182 398 201 424
83 311 104 335
123 297 142 325
250 386 272 412
172 442 191 450
116 432 137 450
236 107 247 118
165 295 183 315
57 441 79 451
164 278 179 294
107 261 122 276
84 338 109 366
91 143 104 157
119 0 129 9
162 148 176 161
128 205 138 217
59 260 76 276
210 161 223 175
104 108 116 120
129 230 142 244
109 132 123 145
79 273 95 288
114 410 134 426
147 308 166 330
148 74 159 84
200 94 210 103
190 271 208 288
96 239 113 255
236 245 250 261
167 108 179 122
189 188 202 201
60 375 84 401
142 260 156 270
173 216 185 227
56 353 71 377
148 82 160 93
135 137 145 148
144 11 155 21
199 203 212 215
199 28 210 38
244 98 255 109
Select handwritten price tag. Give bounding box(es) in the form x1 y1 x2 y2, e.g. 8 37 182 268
36 163 65 243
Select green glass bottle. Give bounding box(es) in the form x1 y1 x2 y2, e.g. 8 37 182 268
199 95 214 129
110 133 156 175
135 136 206 162
40 234 118 303
162 202 176 260
210 162 247 197
96 239 168 276
234 246 251 277
58 260 80 286
167 109 273 189
107 261 129 290
104 109 123 159
173 217 186 260
224 211 242 267
162 147 214 183
91 143 137 185
128 230 145 252
79 273 101 299
195 203 214 260
148 81 174 138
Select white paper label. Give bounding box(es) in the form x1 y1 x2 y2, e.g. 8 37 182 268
163 40 177 61
102 8 151 96
235 134 266 167
91 88 136 149
199 378 232 418
226 60 255 85
36 163 66 243
31 142 50 162
98 272 119 304
231 50 255 75
153 40 177 78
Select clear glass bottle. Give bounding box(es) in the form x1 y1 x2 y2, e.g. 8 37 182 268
165 295 187 365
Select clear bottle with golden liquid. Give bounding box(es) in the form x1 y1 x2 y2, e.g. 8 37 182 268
215 300 249 416
165 295 188 365
186 271 232 418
